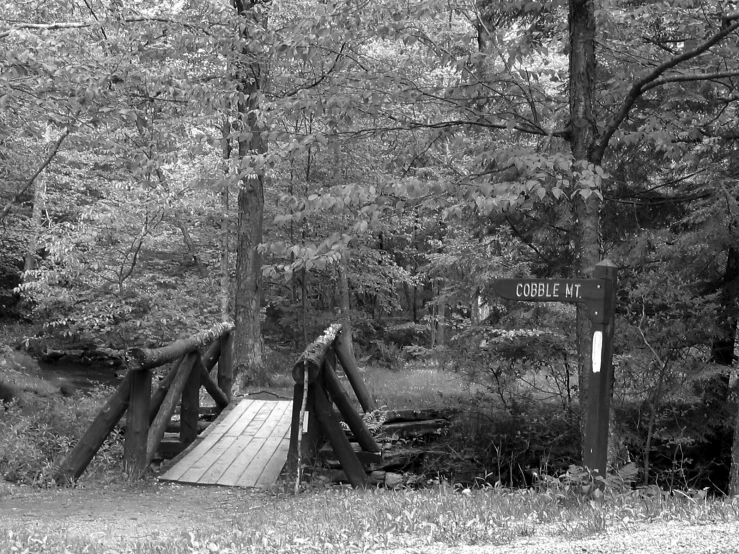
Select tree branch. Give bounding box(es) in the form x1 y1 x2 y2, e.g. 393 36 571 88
604 192 712 205
276 44 347 99
0 17 201 39
642 70 739 91
594 20 739 162
0 126 72 225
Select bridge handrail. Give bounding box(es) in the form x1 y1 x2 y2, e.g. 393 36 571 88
288 324 379 489
53 322 234 484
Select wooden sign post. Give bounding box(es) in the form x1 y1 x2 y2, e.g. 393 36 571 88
491 259 617 476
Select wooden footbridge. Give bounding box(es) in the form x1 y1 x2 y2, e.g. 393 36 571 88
53 322 380 489
159 399 293 487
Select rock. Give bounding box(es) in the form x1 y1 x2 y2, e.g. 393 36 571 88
0 480 17 498
369 470 386 485
384 472 404 489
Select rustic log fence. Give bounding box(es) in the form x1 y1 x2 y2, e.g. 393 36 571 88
53 322 234 484
287 323 381 488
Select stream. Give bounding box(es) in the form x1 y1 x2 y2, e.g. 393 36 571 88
37 361 122 392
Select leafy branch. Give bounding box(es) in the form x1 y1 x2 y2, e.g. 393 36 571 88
593 19 739 162
0 16 208 39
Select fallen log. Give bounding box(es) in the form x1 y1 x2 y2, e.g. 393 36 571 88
126 322 234 371
383 408 457 424
380 419 450 438
320 442 383 466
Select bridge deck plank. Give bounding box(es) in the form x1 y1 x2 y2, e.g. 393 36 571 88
158 399 293 488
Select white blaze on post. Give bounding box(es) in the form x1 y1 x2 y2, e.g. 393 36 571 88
592 331 603 373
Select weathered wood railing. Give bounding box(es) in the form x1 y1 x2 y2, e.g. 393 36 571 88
287 324 380 488
54 322 234 484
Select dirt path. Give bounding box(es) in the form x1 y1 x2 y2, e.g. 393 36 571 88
3 480 738 553
0 480 265 545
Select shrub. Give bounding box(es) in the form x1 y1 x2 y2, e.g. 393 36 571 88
438 395 581 487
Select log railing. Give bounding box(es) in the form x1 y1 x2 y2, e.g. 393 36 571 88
287 324 379 488
54 322 234 484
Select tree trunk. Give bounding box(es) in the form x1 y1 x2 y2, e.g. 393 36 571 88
568 0 602 462
338 252 354 354
220 112 232 322
711 247 739 367
233 0 267 387
172 216 208 278
732 405 739 496
24 174 45 272
712 246 739 495
436 282 446 347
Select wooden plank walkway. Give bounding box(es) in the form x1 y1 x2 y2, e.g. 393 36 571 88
159 399 293 488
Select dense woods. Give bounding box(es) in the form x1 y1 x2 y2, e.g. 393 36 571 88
1 0 738 493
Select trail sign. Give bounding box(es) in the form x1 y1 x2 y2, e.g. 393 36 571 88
491 260 617 477
492 278 608 323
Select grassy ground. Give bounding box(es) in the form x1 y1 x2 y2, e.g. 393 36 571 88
1 484 738 553
361 363 475 409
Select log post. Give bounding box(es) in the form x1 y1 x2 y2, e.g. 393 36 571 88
148 357 183 424
313 384 367 488
180 355 202 445
53 372 133 484
126 321 234 371
124 369 152 478
287 382 320 474
197 357 229 409
201 338 221 371
323 350 380 453
335 328 377 412
292 324 342 384
219 331 234 401
583 260 618 477
287 384 303 475
146 352 197 466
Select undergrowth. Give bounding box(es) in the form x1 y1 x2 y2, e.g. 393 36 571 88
0 384 123 486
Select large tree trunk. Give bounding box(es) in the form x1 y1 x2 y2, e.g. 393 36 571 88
233 0 267 387
711 246 739 495
569 0 602 461
732 403 739 496
220 111 232 322
711 247 739 367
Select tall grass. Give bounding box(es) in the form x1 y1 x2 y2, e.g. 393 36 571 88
358 364 474 409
